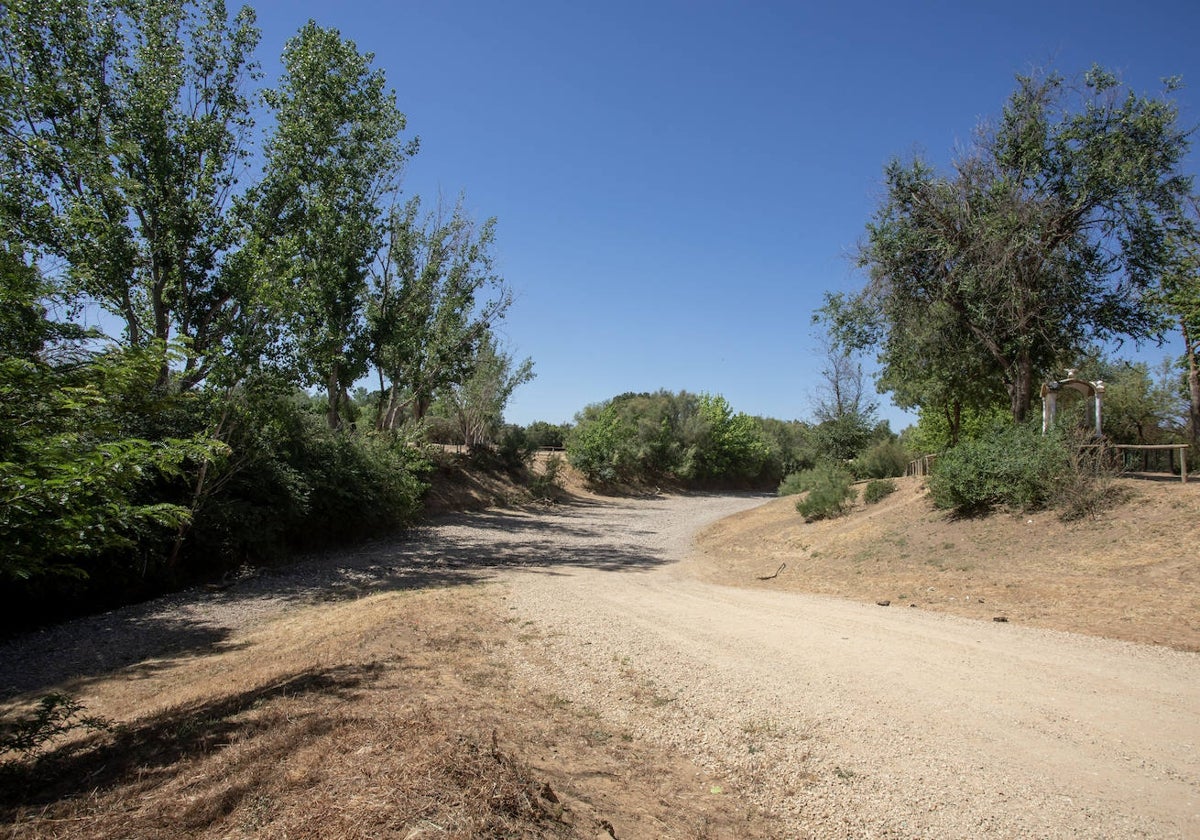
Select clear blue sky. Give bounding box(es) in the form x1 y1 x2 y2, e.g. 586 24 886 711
250 0 1200 430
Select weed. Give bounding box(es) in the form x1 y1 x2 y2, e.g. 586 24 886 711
0 693 111 759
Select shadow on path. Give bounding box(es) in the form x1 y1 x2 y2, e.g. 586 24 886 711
0 495 713 700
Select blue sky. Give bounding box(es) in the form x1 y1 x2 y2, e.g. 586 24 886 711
250 0 1200 430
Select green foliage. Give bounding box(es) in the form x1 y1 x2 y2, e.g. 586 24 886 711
0 0 262 385
905 403 1010 453
777 471 810 496
188 388 428 558
255 20 415 428
854 439 908 479
0 3 484 632
0 347 226 582
1065 351 1183 444
567 400 630 484
524 421 570 449
369 196 512 430
681 394 771 483
928 423 1069 513
496 424 538 470
529 454 564 500
566 391 772 488
441 333 535 449
0 693 110 760
837 66 1191 426
863 478 897 505
794 464 856 521
756 417 817 481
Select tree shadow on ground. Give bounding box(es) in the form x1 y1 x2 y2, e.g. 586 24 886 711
0 662 383 819
0 614 241 701
0 494 756 700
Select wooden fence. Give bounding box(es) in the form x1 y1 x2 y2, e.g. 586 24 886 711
906 453 937 477
1113 444 1189 483
905 444 1189 483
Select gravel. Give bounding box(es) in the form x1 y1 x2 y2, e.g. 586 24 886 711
3 492 1197 839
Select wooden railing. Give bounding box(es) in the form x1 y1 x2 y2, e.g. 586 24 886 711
906 453 937 477
905 444 1189 483
1112 444 1189 483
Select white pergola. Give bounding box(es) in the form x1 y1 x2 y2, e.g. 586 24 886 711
1040 370 1105 436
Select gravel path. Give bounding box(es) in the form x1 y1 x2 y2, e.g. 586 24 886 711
3 493 1197 838
490 494 1200 839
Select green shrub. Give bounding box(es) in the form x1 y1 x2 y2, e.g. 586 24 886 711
497 424 537 469
777 471 810 496
1 693 110 760
795 464 856 521
855 440 908 479
529 454 564 500
928 423 1068 513
863 478 897 504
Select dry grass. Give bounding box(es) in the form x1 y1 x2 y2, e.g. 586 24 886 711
692 476 1200 651
6 467 1195 838
0 586 768 839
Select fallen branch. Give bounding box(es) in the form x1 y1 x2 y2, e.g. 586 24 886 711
757 562 786 581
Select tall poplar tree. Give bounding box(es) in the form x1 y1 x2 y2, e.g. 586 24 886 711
0 0 261 385
255 21 414 429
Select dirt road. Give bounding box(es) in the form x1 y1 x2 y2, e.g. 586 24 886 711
3 491 1196 838
491 493 1200 838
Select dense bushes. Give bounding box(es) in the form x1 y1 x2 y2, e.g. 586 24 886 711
928 423 1068 513
863 478 897 504
0 373 430 634
854 439 908 479
566 391 772 488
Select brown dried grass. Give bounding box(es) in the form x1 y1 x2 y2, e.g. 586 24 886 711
693 476 1200 651
1 584 768 839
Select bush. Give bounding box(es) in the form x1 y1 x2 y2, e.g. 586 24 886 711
795 464 856 521
928 423 1068 513
497 424 537 469
529 454 564 500
863 478 897 504
855 440 908 479
1053 431 1126 521
777 471 810 496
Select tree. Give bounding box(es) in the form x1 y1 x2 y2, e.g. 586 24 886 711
808 335 878 462
441 333 533 449
255 21 414 429
1067 350 1180 444
844 67 1191 426
368 195 511 430
682 393 771 482
0 0 261 386
1158 196 1200 447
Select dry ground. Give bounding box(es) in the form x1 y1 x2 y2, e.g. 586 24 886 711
0 585 766 839
692 475 1200 651
1 464 1197 837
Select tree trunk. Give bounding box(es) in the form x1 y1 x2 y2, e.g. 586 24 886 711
1010 355 1034 425
326 365 342 430
1184 318 1200 448
413 392 431 422
944 400 963 447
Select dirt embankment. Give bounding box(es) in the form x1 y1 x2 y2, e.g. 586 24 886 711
692 475 1200 651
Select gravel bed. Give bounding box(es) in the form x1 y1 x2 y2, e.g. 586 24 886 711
2 492 1197 840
